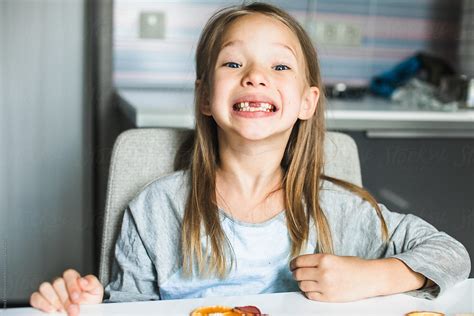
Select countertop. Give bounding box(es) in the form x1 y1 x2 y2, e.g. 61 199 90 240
117 88 474 138
5 280 473 315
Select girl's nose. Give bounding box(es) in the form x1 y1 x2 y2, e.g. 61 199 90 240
241 65 268 87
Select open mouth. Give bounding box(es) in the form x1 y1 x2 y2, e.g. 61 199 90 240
232 102 277 112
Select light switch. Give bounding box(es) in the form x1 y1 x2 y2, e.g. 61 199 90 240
139 11 166 39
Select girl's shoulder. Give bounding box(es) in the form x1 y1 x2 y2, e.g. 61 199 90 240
319 179 373 215
140 169 190 194
128 169 190 217
320 179 360 200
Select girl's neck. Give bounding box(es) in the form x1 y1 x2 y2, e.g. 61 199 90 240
216 132 286 199
215 131 289 223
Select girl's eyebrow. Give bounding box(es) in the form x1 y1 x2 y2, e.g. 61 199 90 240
221 40 297 59
272 42 297 59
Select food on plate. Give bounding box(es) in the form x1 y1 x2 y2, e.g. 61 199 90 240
190 305 262 315
405 312 445 316
233 306 262 314
190 305 233 315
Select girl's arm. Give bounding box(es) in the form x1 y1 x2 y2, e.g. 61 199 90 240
104 207 161 303
290 254 431 302
374 204 470 298
291 190 471 302
365 256 434 295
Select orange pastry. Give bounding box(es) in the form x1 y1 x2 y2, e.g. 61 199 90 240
191 305 235 316
405 312 445 316
191 305 262 315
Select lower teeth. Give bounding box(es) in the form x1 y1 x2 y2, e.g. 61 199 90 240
239 109 271 112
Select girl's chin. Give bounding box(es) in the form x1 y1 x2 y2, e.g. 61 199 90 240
216 128 272 142
215 121 294 143
232 129 287 143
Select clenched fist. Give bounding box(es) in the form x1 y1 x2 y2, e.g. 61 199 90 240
290 253 378 302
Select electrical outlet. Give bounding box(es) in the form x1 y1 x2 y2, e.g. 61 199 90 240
312 22 361 46
139 11 166 39
314 22 338 45
338 23 362 46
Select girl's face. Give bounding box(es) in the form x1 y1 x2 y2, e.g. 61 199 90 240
201 13 319 143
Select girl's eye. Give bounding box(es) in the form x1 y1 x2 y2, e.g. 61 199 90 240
274 64 290 71
224 62 241 68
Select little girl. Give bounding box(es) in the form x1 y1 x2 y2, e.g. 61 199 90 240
30 2 470 315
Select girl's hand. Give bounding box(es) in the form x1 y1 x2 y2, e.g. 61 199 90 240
290 254 377 302
29 269 104 315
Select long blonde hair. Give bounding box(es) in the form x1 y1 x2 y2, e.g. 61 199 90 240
180 2 388 278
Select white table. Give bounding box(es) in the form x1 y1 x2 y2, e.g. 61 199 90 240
4 279 473 315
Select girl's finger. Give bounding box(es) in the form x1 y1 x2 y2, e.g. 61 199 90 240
29 292 56 313
63 269 82 304
304 291 325 301
52 277 70 312
292 267 321 282
290 254 321 270
38 282 63 312
298 280 320 293
79 274 103 295
66 302 80 316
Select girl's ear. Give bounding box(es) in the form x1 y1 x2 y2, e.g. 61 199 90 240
298 86 319 120
195 79 212 116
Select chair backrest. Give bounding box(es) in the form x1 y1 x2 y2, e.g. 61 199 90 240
98 128 362 286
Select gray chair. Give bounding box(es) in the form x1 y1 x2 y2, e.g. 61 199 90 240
98 128 362 286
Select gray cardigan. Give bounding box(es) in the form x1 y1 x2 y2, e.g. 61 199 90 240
104 170 471 302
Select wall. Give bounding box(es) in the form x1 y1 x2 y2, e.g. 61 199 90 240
459 0 474 76
0 0 93 304
113 0 461 88
1 0 7 307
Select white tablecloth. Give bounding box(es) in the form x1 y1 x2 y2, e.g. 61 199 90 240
3 279 473 315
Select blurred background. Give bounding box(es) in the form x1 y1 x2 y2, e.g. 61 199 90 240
1 0 473 306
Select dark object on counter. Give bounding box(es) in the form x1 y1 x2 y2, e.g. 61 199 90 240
418 53 455 86
325 83 368 99
370 53 455 98
440 75 474 108
370 55 421 97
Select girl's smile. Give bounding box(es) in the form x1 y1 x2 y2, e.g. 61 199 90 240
232 93 279 118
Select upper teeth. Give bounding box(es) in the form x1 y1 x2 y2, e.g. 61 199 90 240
233 102 275 112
